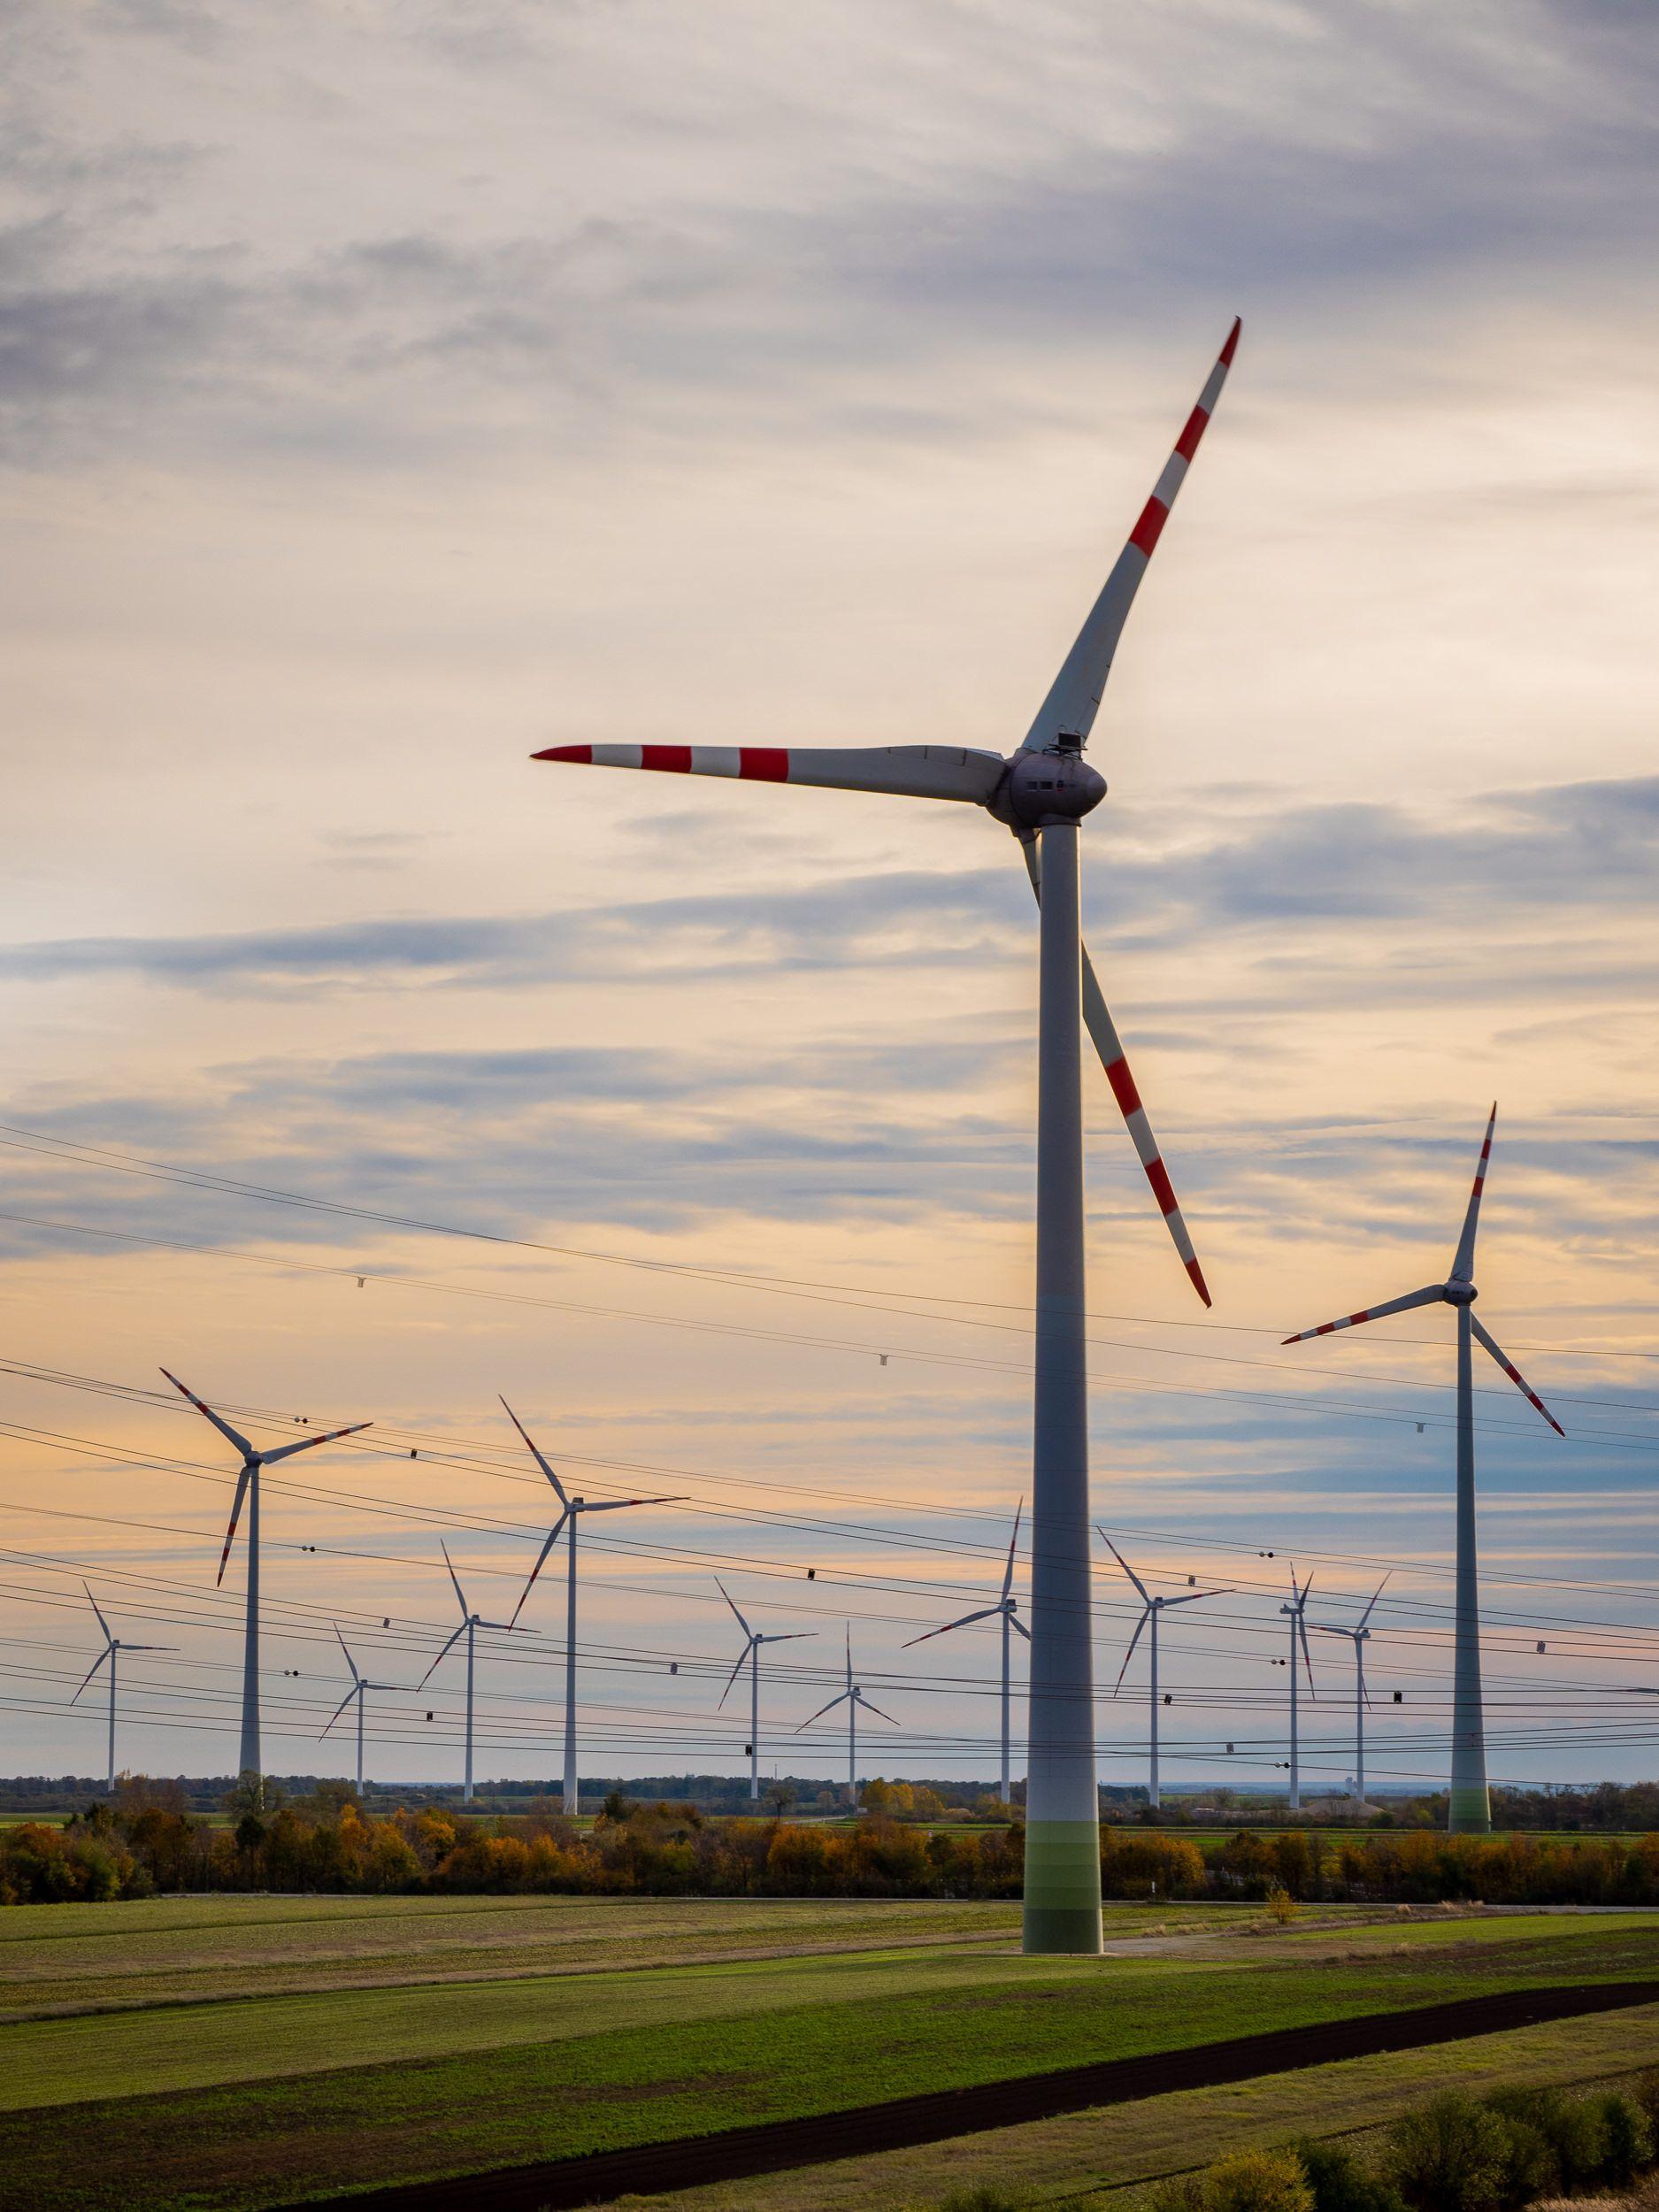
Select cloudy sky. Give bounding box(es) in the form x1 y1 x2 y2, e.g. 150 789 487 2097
3 0 1656 1799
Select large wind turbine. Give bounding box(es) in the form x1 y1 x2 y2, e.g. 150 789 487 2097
1310 1575 1389 1809
162 1369 371 1784
904 1503 1029 1805
320 1623 409 1795
1098 1532 1228 1812
796 1627 897 1805
715 1578 815 1803
1282 1108 1563 1833
419 1541 525 1804
528 321 1241 1951
1280 1569 1317 1811
501 1398 682 1816
72 1584 174 1794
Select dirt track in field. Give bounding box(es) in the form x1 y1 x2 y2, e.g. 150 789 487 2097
288 1977 1659 2212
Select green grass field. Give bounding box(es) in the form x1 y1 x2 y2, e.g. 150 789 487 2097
0 1896 1655 2211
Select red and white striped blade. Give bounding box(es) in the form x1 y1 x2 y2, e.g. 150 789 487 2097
531 742 1005 806
1450 1103 1498 1285
1470 1314 1564 1437
1019 837 1210 1303
1281 1282 1445 1345
1023 318 1240 755
216 1464 252 1587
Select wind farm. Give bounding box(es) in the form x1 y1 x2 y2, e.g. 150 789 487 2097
6 7 1658 2211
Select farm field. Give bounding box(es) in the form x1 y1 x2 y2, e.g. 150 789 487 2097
0 1897 1656 2210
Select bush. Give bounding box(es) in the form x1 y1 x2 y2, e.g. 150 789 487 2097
1386 2094 1510 2212
936 2190 1026 2212
1630 2069 1659 2141
1264 1884 1299 1925
1523 2088 1609 2192
1593 2091 1653 2186
1479 2105 1557 2209
1201 2150 1315 2212
1291 2136 1406 2212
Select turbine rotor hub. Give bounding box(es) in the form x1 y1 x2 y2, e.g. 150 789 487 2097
1002 746 1107 830
1443 1280 1477 1307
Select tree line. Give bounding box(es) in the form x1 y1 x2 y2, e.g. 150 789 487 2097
4 1780 1659 1904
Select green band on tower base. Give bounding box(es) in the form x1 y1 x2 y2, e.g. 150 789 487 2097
1448 1783 1491 1835
1023 1817 1102 1955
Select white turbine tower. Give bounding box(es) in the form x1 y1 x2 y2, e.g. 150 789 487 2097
72 1584 174 1795
501 1398 683 1816
1098 1533 1229 1812
162 1368 371 1786
1280 1568 1317 1811
1310 1575 1389 1809
419 1541 526 1804
715 1578 815 1803
1282 1107 1563 1832
526 322 1242 1952
903 1503 1029 1805
796 1627 897 1806
320 1623 409 1795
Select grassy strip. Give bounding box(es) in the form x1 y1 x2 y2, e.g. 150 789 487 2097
2 1924 1658 2208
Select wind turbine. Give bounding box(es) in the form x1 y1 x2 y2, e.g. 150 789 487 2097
161 1368 371 1784
501 1398 683 1816
796 1627 897 1805
1310 1575 1389 1809
419 1541 526 1804
527 321 1242 1952
320 1623 409 1795
1282 1107 1563 1832
715 1578 815 1802
1280 1568 1317 1811
71 1584 174 1795
1098 1532 1229 1812
904 1502 1029 1805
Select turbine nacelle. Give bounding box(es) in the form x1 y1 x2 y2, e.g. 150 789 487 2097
999 747 1108 832
1441 1279 1478 1307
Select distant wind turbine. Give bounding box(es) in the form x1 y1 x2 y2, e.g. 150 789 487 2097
796 1627 897 1805
162 1369 371 1782
1282 1107 1563 1832
501 1397 683 1816
1098 1532 1229 1811
525 321 1243 1953
71 1583 174 1795
904 1502 1029 1805
1311 1576 1390 1808
320 1623 409 1794
419 1541 526 1804
1280 1568 1317 1810
715 1578 815 1803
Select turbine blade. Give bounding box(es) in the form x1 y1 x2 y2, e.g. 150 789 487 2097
1010 1614 1032 1640
579 1493 685 1512
160 1366 254 1459
215 1465 253 1588
1450 1103 1498 1285
757 1631 816 1645
532 742 1005 807
334 1622 360 1682
121 1643 174 1653
1299 1615 1317 1696
418 1620 468 1689
1021 841 1209 1302
258 1419 372 1464
1281 1283 1445 1344
902 1605 1002 1647
499 1397 571 1506
1470 1315 1564 1437
715 1576 753 1640
717 1646 751 1709
1001 1500 1023 1604
319 1686 357 1739
1164 1586 1230 1606
81 1580 112 1645
69 1647 111 1703
441 1539 469 1620
795 1691 850 1731
1094 1527 1149 1602
1021 318 1241 757
1113 1603 1152 1695
1356 1571 1392 1632
856 1694 899 1724
510 1511 569 1627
